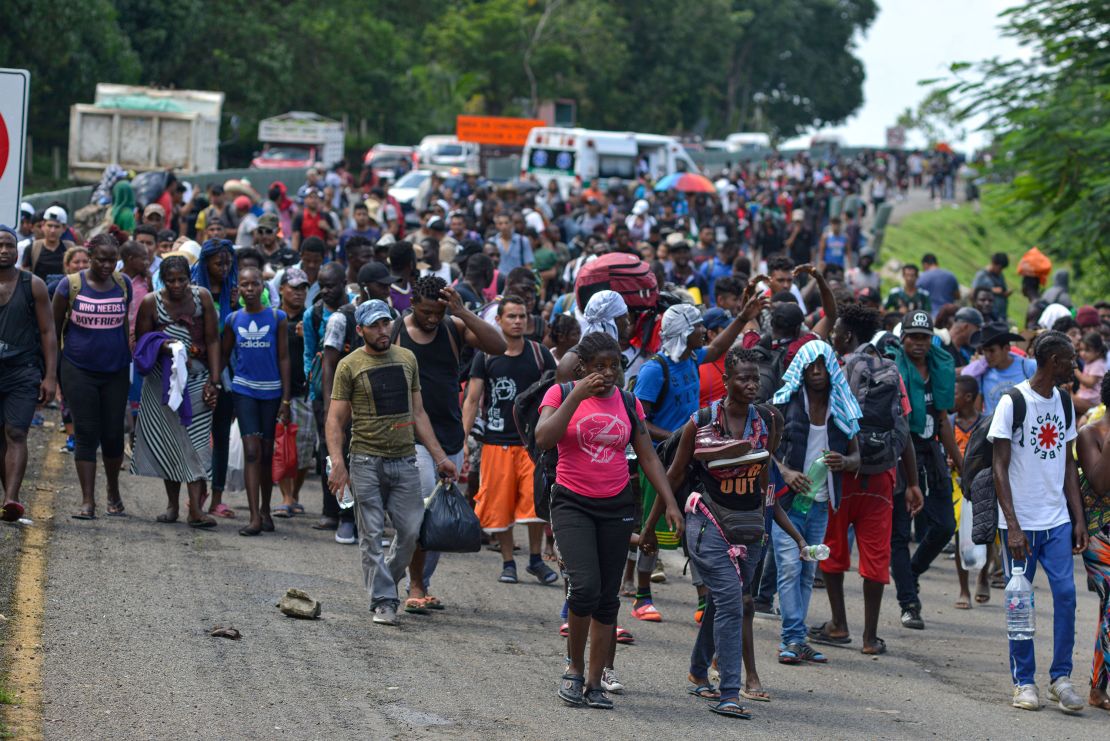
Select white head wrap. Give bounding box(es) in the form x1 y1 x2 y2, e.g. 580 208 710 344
659 304 703 363
1037 303 1071 330
580 290 628 339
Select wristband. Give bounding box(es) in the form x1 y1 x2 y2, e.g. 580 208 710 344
435 457 449 467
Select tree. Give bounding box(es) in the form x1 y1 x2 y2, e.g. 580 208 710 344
937 0 1110 294
895 89 967 147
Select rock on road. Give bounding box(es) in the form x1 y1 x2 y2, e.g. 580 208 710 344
4 421 1106 739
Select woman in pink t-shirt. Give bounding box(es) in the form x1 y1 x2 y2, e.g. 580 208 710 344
536 332 681 709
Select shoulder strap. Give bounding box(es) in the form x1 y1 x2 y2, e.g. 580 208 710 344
66 272 82 320
647 354 670 408
619 389 643 434
559 382 573 407
1057 387 1074 434
19 270 34 312
30 240 43 271
527 340 544 373
311 302 323 339
389 312 406 346
1004 387 1027 447
112 272 131 340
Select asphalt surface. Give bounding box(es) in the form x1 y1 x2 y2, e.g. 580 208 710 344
0 420 1093 740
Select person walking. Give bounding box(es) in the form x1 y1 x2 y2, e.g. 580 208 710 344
990 330 1087 712
0 226 57 522
221 266 291 536
326 300 458 627
1077 373 1110 712
52 233 133 519
273 268 315 517
130 256 221 527
535 332 681 709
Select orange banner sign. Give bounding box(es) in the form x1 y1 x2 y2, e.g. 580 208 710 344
456 115 545 147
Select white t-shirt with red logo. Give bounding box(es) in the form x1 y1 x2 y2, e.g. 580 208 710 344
540 384 646 498
987 381 1075 531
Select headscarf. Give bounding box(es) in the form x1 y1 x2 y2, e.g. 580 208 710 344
191 239 237 328
581 290 628 339
110 180 136 233
773 339 862 437
270 181 293 212
1037 302 1071 330
659 304 703 363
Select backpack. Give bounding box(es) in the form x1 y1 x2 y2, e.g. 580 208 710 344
62 271 131 347
842 350 909 474
962 386 1073 545
528 381 639 522
305 303 359 400
752 336 788 404
627 354 670 409
574 252 658 312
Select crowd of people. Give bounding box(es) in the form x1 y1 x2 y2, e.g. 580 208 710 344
1 148 1109 720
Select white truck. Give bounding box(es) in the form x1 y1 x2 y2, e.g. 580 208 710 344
252 112 345 170
68 84 224 182
522 127 698 191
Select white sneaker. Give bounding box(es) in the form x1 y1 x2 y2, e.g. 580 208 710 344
372 604 398 626
651 562 667 584
601 667 625 694
1048 677 1084 712
1012 684 1040 711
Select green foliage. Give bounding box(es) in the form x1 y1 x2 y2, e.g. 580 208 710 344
938 0 1110 295
11 0 877 153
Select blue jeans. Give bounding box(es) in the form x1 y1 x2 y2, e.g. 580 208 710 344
686 510 757 701
773 501 829 646
1000 522 1077 686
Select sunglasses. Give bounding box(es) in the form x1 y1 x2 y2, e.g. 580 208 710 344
256 227 274 235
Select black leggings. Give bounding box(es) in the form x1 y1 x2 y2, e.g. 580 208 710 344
60 357 129 463
551 482 635 625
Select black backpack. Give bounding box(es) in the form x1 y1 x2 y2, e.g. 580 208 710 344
752 336 788 403
305 302 360 400
842 350 909 474
527 382 639 522
627 354 670 409
961 386 1073 545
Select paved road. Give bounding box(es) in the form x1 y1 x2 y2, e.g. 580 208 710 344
3 419 1107 740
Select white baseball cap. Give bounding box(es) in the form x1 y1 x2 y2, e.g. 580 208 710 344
20 202 35 219
43 205 68 225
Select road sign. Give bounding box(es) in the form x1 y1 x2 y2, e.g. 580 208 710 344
885 126 906 150
456 115 544 148
0 69 30 228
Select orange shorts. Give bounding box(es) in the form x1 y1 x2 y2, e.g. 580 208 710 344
474 444 540 533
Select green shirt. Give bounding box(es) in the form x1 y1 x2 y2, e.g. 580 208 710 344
884 287 932 314
332 345 421 458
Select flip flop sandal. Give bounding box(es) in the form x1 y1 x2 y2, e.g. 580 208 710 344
260 519 275 532
1 501 25 522
423 595 445 610
688 684 721 700
290 503 306 514
188 517 217 529
808 622 852 646
155 512 178 523
709 700 751 719
559 622 569 638
741 688 771 702
209 503 236 519
790 642 828 664
72 506 97 520
974 586 991 604
106 499 127 517
615 626 635 644
778 647 802 665
271 505 295 518
630 602 662 622
954 598 972 610
238 526 262 536
861 637 887 655
403 597 430 615
559 673 586 706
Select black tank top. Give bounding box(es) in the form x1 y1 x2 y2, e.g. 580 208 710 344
396 317 464 455
0 271 41 366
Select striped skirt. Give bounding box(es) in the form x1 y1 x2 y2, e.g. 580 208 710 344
130 363 213 484
1084 532 1110 692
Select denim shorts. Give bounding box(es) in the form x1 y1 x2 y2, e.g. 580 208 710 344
232 393 281 439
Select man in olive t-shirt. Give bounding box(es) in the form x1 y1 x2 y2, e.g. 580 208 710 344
327 300 457 626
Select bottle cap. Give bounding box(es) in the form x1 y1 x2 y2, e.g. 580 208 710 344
1011 566 1024 576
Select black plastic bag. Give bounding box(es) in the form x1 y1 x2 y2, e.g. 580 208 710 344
419 480 482 553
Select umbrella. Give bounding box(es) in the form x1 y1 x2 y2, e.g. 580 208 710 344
653 172 717 193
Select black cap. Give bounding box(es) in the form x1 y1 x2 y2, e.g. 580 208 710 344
902 310 934 336
358 261 397 286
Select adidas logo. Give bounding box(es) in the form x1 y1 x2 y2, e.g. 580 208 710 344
238 320 272 349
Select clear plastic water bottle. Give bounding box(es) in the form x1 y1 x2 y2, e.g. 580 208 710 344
325 456 354 510
793 455 828 515
802 544 830 561
1005 566 1035 641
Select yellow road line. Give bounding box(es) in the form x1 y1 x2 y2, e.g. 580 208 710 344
2 431 65 741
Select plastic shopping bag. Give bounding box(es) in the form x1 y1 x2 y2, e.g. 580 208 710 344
224 420 246 493
271 422 299 482
959 487 987 572
418 480 482 553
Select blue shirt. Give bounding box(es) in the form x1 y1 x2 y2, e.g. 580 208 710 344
823 232 847 267
229 307 286 399
917 268 959 316
700 257 732 304
633 348 707 433
982 355 1037 415
495 233 534 273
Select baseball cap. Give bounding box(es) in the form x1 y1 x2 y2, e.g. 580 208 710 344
953 307 984 327
280 267 310 287
856 286 881 305
426 216 446 232
143 203 166 219
902 310 934 336
355 299 393 327
233 195 252 212
702 308 731 331
44 205 68 225
791 209 804 223
256 213 279 231
632 199 650 216
358 262 397 286
20 202 35 219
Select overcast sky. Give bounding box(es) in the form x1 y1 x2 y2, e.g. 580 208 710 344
782 0 1026 149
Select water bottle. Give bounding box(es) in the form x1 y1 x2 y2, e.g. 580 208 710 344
1005 566 1035 641
325 456 355 510
792 455 828 515
802 544 830 561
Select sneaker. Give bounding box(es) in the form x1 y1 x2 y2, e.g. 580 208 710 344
526 561 558 584
335 520 356 544
499 564 519 583
601 667 625 694
1012 683 1040 711
651 561 667 583
900 606 924 630
372 604 398 626
65 435 75 453
630 601 662 622
1047 677 1084 712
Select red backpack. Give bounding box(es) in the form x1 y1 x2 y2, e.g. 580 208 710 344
574 253 658 312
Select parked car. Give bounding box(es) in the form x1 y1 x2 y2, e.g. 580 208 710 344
363 144 415 183
388 169 432 225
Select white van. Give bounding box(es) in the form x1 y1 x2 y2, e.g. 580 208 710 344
416 135 480 173
724 132 772 153
522 127 698 190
